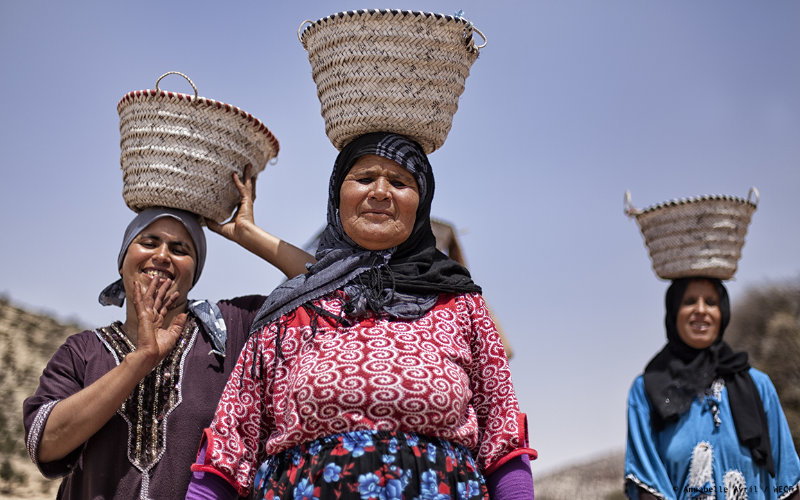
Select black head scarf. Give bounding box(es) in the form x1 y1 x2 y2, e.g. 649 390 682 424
643 278 774 476
249 132 481 335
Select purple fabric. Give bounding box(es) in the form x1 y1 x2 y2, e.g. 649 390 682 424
22 295 265 499
486 454 535 500
186 442 238 500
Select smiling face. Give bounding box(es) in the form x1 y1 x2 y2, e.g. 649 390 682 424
676 279 722 349
119 217 197 313
338 155 420 250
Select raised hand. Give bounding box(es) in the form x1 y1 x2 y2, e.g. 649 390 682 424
131 276 187 365
207 164 257 244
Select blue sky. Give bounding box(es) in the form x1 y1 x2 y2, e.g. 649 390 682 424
1 1 798 475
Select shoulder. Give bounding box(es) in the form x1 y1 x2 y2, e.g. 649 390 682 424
216 295 268 313
746 367 779 398
627 375 650 409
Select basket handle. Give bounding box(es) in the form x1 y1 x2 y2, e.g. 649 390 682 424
297 19 313 44
471 26 487 49
624 190 640 217
155 71 198 99
747 186 759 206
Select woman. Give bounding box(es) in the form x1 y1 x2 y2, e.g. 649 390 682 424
187 132 536 499
23 169 313 499
625 277 800 499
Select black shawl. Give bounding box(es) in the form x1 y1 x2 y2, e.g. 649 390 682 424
249 132 481 336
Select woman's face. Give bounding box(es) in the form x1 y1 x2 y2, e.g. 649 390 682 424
119 217 197 311
676 279 722 349
339 155 420 250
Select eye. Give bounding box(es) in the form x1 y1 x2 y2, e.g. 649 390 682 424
390 179 409 188
171 244 191 256
705 298 718 307
682 296 697 306
356 177 374 184
138 239 157 248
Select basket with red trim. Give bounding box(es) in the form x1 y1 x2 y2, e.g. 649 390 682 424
118 72 279 222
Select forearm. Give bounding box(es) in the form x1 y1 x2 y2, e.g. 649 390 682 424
38 350 156 462
234 223 314 279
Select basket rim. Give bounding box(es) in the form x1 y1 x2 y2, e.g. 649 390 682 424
117 89 280 155
299 9 473 43
637 194 756 215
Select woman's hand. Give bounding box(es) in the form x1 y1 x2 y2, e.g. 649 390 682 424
131 276 186 367
207 165 257 245
206 165 315 279
38 276 186 464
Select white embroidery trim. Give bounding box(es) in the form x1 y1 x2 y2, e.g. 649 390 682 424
688 441 715 499
26 400 60 473
625 473 668 500
95 325 199 500
779 480 800 500
723 469 748 500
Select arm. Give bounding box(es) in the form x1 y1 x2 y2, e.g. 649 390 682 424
37 278 185 462
624 377 673 500
462 294 536 474
207 166 314 279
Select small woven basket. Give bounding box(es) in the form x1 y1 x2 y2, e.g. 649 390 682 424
118 72 279 222
625 189 758 280
299 9 485 154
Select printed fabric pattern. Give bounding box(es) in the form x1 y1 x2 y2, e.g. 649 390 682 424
253 430 488 500
196 293 532 495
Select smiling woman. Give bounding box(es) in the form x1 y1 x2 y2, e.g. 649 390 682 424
22 172 314 499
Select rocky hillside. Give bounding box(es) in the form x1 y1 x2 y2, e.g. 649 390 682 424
534 451 626 500
0 296 78 498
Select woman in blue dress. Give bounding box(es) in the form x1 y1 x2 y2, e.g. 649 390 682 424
625 277 800 500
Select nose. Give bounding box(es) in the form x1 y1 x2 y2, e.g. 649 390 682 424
696 299 709 313
369 177 391 200
152 243 170 263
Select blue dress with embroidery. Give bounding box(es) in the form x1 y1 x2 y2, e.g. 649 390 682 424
625 368 800 500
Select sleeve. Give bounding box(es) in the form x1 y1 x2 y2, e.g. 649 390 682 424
624 376 674 500
751 369 800 498
190 325 275 498
22 334 89 478
462 293 537 475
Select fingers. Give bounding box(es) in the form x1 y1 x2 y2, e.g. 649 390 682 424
206 218 222 234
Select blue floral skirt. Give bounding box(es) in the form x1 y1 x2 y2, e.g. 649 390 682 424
252 430 488 500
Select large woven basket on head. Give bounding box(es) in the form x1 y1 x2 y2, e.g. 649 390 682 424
118 72 279 222
625 189 758 280
299 9 485 154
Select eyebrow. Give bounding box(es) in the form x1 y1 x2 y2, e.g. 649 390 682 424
350 165 416 184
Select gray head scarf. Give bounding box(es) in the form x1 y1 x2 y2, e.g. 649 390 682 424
98 207 207 307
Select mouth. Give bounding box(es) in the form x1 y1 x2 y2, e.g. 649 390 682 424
689 320 711 332
143 268 174 280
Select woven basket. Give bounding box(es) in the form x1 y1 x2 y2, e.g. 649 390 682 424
118 72 279 222
625 189 758 280
299 9 485 154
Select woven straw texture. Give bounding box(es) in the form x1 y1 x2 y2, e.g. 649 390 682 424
300 9 482 154
118 74 279 222
627 192 757 280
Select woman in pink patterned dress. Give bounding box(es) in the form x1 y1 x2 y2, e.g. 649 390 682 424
188 132 537 500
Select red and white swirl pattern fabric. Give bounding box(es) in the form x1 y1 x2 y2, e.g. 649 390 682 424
194 293 534 495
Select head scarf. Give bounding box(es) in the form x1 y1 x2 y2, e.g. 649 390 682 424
249 132 481 335
643 277 774 475
98 207 207 307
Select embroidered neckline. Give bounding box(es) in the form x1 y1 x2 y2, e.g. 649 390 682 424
95 318 199 494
